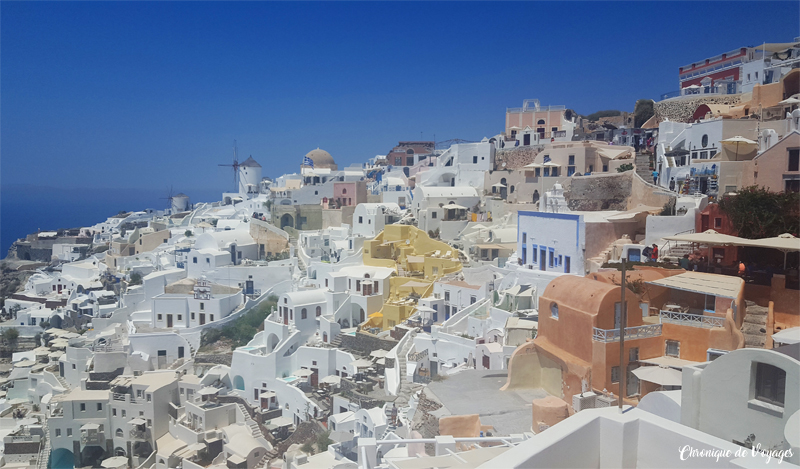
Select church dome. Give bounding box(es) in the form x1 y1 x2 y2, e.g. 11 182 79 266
304 148 338 170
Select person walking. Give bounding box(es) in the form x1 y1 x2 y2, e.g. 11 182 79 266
669 177 676 191
651 244 659 263
652 169 659 185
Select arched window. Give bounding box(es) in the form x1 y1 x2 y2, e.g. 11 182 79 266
342 188 347 194
406 149 414 155
550 302 559 319
301 308 307 319
500 178 507 185
316 306 321 317
537 119 546 125
510 185 515 193
396 185 401 191
364 273 370 279
116 428 124 437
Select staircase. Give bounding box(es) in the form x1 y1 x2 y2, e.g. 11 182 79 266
634 151 653 181
329 334 343 349
55 374 70 391
35 424 50 469
742 301 769 348
394 331 420 407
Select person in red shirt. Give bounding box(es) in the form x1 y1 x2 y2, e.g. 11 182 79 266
651 244 659 262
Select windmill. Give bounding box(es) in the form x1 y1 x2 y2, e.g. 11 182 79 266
161 185 175 211
218 140 241 192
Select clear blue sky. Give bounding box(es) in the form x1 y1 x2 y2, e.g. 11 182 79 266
2 1 798 193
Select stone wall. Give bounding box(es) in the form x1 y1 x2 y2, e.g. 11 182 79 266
654 95 743 123
339 331 399 355
565 171 673 212
494 146 539 170
410 388 443 438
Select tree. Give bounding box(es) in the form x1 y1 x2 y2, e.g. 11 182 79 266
184 230 193 237
634 99 655 128
616 163 634 173
316 431 333 452
718 186 800 239
2 328 20 349
129 272 143 285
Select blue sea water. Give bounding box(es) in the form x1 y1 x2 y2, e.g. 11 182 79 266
0 185 224 258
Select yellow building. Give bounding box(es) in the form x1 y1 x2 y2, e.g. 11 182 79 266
362 225 461 331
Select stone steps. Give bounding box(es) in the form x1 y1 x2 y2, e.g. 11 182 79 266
742 301 769 349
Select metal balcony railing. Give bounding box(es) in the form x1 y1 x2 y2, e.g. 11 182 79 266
592 324 663 343
81 433 104 446
659 311 725 328
129 429 149 440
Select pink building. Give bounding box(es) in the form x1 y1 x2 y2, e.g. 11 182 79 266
332 181 367 207
505 99 573 143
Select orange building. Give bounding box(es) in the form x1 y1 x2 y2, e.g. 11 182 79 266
504 267 746 406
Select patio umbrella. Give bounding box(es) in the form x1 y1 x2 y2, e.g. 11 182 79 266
720 136 757 161
101 456 128 468
631 365 682 387
350 358 373 368
778 97 800 105
738 233 800 268
320 375 341 386
369 349 388 358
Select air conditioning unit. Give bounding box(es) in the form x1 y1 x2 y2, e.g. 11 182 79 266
595 394 617 408
573 391 597 412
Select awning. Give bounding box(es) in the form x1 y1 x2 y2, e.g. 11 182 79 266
81 423 101 431
772 327 800 346
293 369 313 378
260 391 277 399
368 312 383 318
198 387 219 396
491 183 506 188
376 358 386 366
639 356 699 369
267 416 294 428
129 418 147 425
597 147 632 160
443 204 467 210
632 366 682 387
646 272 743 299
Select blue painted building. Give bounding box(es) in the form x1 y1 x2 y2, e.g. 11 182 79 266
517 211 585 274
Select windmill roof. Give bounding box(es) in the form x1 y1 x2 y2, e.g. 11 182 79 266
240 156 262 168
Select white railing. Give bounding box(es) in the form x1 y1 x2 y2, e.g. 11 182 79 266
592 324 663 343
659 311 725 328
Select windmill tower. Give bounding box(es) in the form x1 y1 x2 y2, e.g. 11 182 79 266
218 140 241 193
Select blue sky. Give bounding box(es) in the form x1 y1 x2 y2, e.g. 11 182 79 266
2 1 798 194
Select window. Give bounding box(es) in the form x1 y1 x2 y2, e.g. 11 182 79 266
210 314 214 321
325 279 329 287
714 217 722 228
122 410 126 417
67 428 72 437
789 149 799 172
568 166 575 176
611 366 620 383
316 306 321 316
700 151 708 159
80 403 86 411
532 245 538 263
755 363 786 406
537 119 545 125
113 408 117 416
56 428 61 437
97 403 102 411
704 295 716 311
359 216 363 224
701 134 708 148
549 250 554 268
137 390 143 398
193 257 197 264
473 156 478 164
470 296 476 304
342 188 347 194
629 347 639 362
431 212 437 219
157 314 162 321
602 164 608 172
550 302 559 319
200 303 204 311
588 165 594 173
177 314 182 321
191 312 195 320
444 291 450 301
666 340 680 357
568 155 575 165
522 233 527 243
301 308 307 319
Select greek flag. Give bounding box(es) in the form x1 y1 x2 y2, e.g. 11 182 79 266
302 156 314 168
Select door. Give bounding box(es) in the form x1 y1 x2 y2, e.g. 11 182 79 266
167 315 173 328
482 355 490 369
614 302 622 329
311 368 319 387
283 308 288 325
564 256 571 273
178 346 184 359
430 361 438 377
245 280 254 295
540 248 546 271
628 249 641 262
200 313 206 325
523 134 531 146
521 246 527 265
157 350 167 369
627 364 640 396
701 214 710 232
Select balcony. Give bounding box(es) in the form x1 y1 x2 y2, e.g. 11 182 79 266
592 324 662 343
129 428 150 441
659 311 725 329
80 432 104 446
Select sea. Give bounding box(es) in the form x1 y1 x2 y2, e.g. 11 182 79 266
0 184 224 259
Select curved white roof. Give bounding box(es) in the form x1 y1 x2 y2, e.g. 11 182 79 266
193 229 254 250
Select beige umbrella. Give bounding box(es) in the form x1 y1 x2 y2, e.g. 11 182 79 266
101 456 129 469
720 136 757 161
632 365 682 387
779 97 800 105
739 233 800 268
369 349 388 358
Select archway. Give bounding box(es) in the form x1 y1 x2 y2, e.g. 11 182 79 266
266 334 280 353
51 448 75 469
23 252 31 261
114 447 126 457
80 445 105 468
233 375 245 390
280 214 294 230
